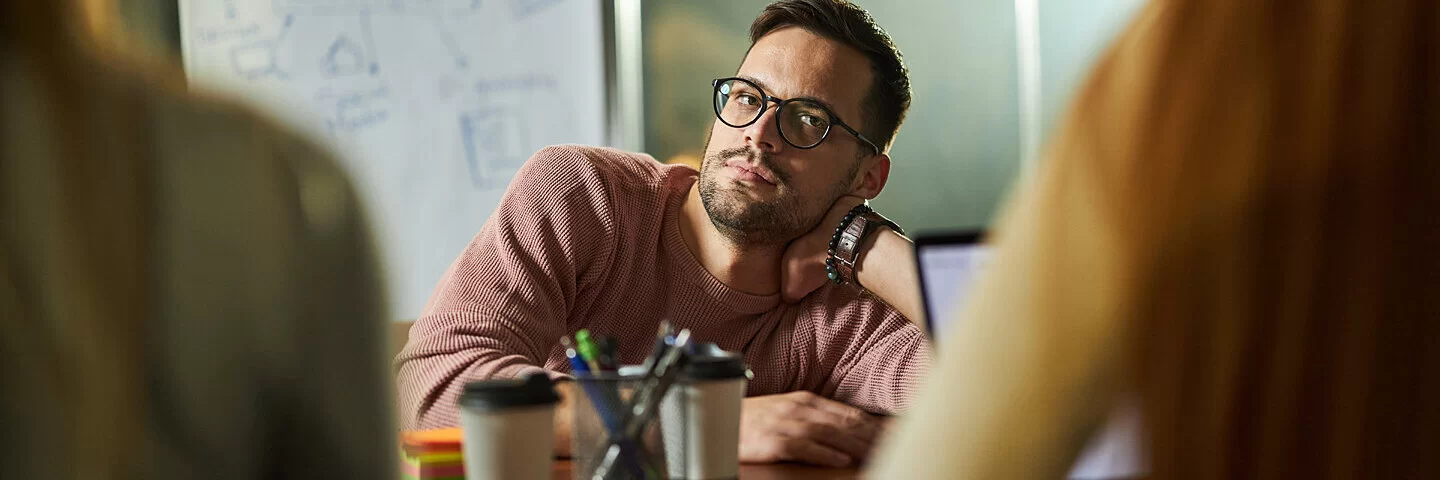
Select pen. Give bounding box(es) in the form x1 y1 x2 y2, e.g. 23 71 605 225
574 329 603 372
638 321 673 374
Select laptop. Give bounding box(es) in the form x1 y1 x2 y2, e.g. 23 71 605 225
913 230 992 337
912 229 1146 479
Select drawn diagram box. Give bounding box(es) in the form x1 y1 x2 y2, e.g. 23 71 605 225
460 108 530 189
230 42 280 78
315 87 391 133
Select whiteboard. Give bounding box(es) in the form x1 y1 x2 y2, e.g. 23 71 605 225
179 0 608 317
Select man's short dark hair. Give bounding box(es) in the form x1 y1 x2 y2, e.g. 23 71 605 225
749 0 912 153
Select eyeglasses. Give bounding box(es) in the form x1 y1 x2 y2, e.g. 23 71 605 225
712 77 881 155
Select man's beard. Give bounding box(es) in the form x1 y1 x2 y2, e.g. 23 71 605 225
697 145 854 247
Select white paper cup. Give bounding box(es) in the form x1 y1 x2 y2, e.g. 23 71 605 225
459 374 559 480
661 345 749 480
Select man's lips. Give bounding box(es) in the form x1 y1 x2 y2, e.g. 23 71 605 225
724 159 778 185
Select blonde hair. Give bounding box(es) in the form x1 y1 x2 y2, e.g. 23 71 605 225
1052 0 1440 476
0 1 182 477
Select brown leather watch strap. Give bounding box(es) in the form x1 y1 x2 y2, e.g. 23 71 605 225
826 204 904 287
833 214 869 284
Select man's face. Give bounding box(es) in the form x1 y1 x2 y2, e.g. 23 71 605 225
699 27 876 247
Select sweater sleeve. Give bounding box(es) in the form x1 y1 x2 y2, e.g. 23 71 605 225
395 145 618 429
812 293 932 415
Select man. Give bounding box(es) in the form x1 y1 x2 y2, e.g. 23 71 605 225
397 0 928 467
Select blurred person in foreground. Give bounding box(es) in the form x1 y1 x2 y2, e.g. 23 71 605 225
0 2 394 479
871 0 1440 477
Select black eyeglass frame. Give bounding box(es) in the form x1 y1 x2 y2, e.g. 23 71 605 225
711 77 882 155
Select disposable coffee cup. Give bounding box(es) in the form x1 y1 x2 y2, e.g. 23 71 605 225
459 373 560 480
661 344 749 480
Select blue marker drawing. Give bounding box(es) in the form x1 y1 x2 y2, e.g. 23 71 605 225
431 15 469 69
316 87 392 133
227 14 295 80
320 34 367 77
358 10 381 75
196 23 262 45
230 41 288 80
277 14 296 43
509 0 563 21
460 108 530 189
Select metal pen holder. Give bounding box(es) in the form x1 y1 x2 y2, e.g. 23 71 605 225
571 328 693 480
572 372 667 480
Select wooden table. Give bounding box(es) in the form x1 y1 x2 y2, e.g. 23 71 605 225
552 460 860 479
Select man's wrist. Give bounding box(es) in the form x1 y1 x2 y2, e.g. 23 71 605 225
827 205 903 287
853 225 901 288
852 212 902 287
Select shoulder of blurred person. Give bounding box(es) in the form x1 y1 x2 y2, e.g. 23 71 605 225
1 28 394 479
872 0 1440 477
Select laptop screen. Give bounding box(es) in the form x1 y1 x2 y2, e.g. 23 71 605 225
915 233 991 338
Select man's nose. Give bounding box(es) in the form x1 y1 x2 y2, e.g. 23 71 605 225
743 102 786 154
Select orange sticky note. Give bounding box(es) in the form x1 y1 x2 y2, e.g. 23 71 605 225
401 427 463 455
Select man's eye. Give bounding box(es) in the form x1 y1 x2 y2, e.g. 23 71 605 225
736 93 761 106
800 114 829 128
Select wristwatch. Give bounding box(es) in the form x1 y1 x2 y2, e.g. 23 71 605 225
827 205 903 287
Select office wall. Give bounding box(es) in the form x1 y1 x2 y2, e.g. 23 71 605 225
1037 0 1146 140
863 0 1021 232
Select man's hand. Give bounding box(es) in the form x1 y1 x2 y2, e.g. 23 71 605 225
781 195 868 303
738 391 888 467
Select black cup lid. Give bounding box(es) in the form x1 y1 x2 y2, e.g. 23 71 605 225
682 343 749 380
459 373 560 412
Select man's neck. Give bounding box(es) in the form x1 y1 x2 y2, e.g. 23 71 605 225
678 184 784 296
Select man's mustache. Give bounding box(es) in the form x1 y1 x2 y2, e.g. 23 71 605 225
713 147 789 184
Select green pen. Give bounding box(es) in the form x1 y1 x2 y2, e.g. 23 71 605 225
574 329 604 372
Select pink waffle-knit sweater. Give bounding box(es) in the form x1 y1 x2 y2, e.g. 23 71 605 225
395 145 930 429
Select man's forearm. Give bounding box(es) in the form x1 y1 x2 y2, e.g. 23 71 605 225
854 228 926 332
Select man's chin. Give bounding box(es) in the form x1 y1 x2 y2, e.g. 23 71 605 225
707 212 806 247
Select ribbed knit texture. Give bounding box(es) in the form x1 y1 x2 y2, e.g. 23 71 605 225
394 145 930 429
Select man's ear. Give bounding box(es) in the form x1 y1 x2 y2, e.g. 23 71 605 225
849 153 891 199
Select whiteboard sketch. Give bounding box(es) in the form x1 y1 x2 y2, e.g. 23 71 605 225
180 0 607 317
